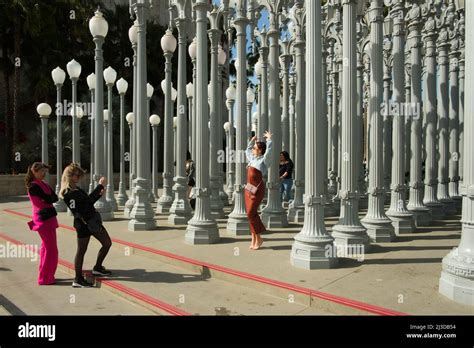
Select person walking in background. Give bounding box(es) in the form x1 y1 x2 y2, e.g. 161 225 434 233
279 151 294 203
60 163 112 288
245 131 273 250
186 151 196 210
25 162 59 285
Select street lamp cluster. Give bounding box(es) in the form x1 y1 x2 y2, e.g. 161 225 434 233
36 0 472 307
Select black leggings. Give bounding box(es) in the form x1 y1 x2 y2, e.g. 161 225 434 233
74 226 112 280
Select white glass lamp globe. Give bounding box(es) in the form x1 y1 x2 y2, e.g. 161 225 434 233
223 121 230 132
51 67 66 86
161 79 167 93
247 88 256 104
226 85 237 100
103 66 117 85
186 83 194 98
171 88 177 102
103 109 109 122
87 73 96 90
161 29 177 53
255 59 263 76
218 45 227 65
234 59 240 70
149 114 161 126
37 103 52 118
68 106 84 119
66 59 81 79
173 116 178 128
128 20 138 44
147 83 154 98
89 9 108 38
126 112 134 124
116 78 128 95
188 38 197 60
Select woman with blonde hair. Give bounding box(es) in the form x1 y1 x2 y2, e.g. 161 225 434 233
60 163 112 288
26 162 59 285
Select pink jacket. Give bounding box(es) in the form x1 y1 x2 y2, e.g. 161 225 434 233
27 179 59 233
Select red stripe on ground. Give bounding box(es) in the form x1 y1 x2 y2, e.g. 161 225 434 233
3 208 407 316
0 229 190 316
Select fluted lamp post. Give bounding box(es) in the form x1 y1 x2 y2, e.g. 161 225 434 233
150 114 161 201
186 82 194 158
439 0 474 307
331 0 371 250
66 59 81 165
157 29 177 214
86 73 96 194
189 38 197 164
290 0 337 269
116 77 129 206
128 0 155 231
225 84 236 201
185 0 220 244
146 82 155 203
103 66 118 211
38 103 52 184
126 112 134 203
51 67 67 211
247 87 255 139
124 20 138 218
89 8 113 220
226 0 251 236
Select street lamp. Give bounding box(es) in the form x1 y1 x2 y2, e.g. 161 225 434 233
157 28 177 214
126 112 134 204
225 84 236 205
124 20 138 218
89 8 113 220
146 82 155 203
37 103 52 184
116 77 129 206
86 73 96 193
103 66 118 211
51 67 67 211
246 87 255 139
66 59 81 165
150 114 161 201
68 105 84 166
186 82 194 158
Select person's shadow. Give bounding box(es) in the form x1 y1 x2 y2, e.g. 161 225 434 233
101 268 210 284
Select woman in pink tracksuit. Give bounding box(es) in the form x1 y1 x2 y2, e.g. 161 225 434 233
26 162 59 285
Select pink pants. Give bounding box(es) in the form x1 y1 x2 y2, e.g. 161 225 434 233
37 228 58 285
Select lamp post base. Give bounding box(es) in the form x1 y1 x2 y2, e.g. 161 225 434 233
386 211 416 235
185 221 220 244
408 207 432 227
425 202 446 220
439 247 474 307
331 225 371 254
361 217 396 243
287 204 305 224
156 196 173 214
290 238 338 270
226 214 250 236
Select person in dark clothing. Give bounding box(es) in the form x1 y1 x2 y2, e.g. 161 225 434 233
279 151 294 202
59 163 112 288
186 151 196 210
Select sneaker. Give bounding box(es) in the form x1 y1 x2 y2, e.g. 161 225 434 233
72 277 94 288
92 265 112 276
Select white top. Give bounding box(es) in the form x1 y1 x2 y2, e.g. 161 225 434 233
246 139 273 177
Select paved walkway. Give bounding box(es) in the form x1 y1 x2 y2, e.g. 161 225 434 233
0 193 472 315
